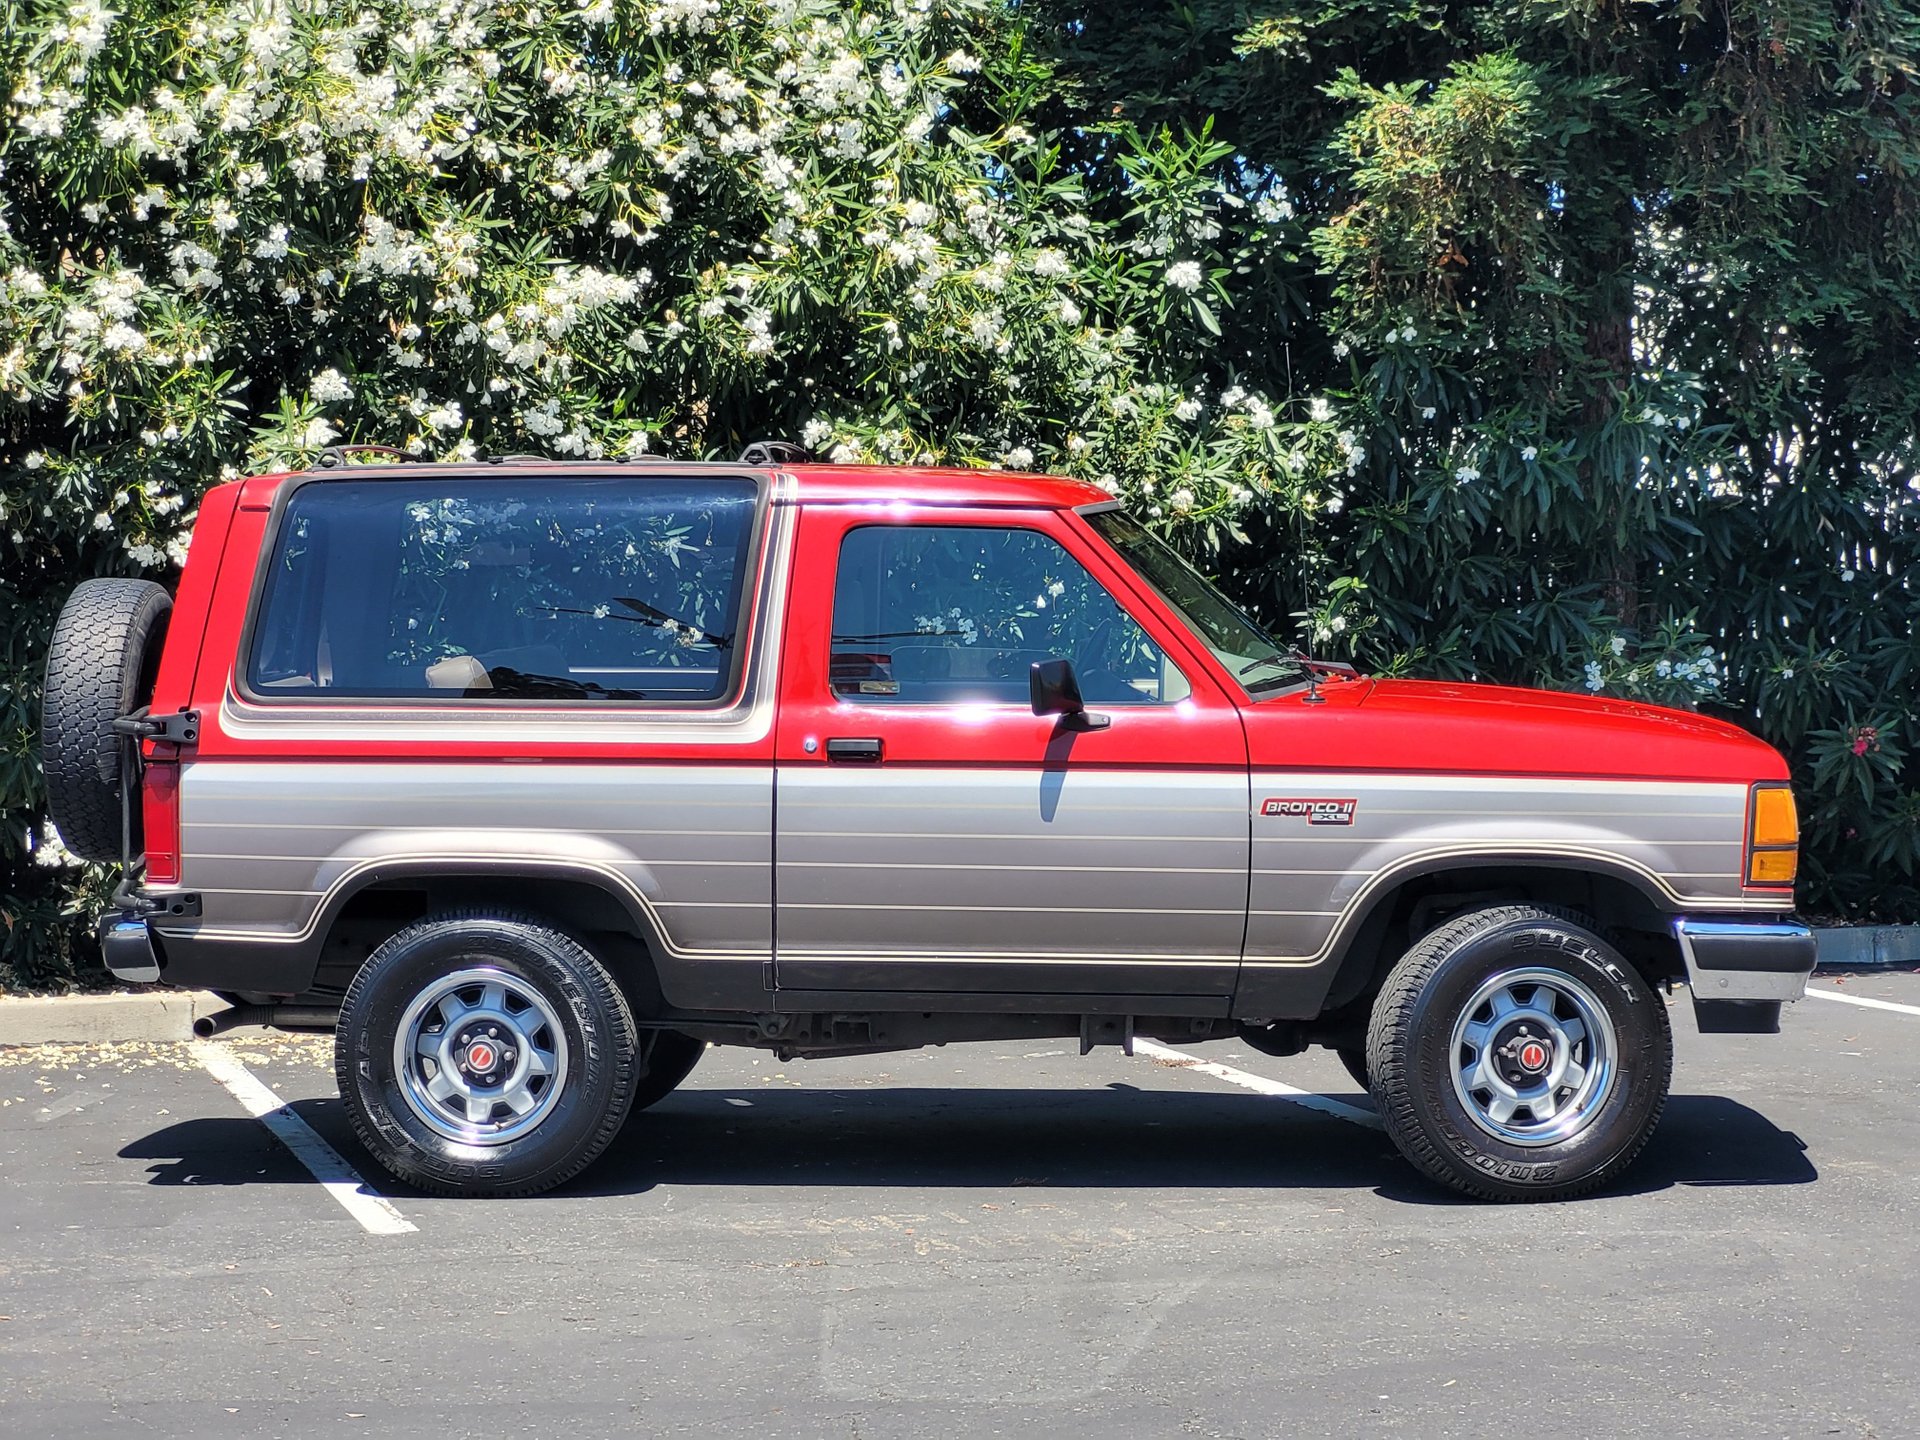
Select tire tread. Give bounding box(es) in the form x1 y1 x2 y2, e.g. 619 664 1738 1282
335 909 639 1198
41 577 172 862
1365 904 1672 1203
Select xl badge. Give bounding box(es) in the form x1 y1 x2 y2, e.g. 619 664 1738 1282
1261 797 1357 826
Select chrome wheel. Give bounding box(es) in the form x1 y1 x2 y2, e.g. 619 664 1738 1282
393 967 570 1145
1449 967 1616 1147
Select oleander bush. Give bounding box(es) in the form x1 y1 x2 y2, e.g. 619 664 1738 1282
1 0 1915 985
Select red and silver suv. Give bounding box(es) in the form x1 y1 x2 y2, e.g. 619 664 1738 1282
40 458 1816 1199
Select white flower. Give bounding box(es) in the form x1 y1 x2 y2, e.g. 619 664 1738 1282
1781 667 1795 680
1308 397 1332 423
1169 487 1196 513
1583 661 1604 692
1420 406 1436 420
1332 340 1350 359
1005 446 1035 469
33 821 80 869
1454 465 1480 484
309 368 353 403
1031 248 1070 279
1520 445 1538 462
1164 260 1203 292
802 418 833 449
1609 636 1627 656
945 49 980 74
99 322 146 353
1174 398 1201 421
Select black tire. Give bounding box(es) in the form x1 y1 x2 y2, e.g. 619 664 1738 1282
335 911 640 1197
630 1030 705 1113
1333 1045 1372 1093
1366 904 1672 1202
40 577 173 862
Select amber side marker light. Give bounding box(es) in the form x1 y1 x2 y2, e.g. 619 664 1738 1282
1747 784 1799 886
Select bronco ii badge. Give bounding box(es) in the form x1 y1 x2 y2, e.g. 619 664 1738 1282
1261 797 1358 826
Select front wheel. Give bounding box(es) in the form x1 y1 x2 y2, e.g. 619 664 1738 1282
1366 904 1672 1202
336 911 640 1197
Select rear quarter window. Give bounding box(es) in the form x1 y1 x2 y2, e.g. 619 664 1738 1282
245 475 761 704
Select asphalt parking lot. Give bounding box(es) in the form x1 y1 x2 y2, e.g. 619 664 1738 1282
3 972 1918 1439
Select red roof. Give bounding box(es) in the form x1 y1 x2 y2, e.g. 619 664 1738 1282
227 461 1112 512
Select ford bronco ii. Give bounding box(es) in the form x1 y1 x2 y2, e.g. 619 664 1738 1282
41 457 1816 1200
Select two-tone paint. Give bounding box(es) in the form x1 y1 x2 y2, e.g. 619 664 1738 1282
136 462 1801 1020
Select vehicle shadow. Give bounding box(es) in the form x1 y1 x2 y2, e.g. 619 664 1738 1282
118 1087 1815 1201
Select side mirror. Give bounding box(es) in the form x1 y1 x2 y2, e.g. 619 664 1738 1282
1029 658 1111 731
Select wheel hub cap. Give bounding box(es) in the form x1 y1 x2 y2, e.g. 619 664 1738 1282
393 967 570 1146
1448 967 1617 1148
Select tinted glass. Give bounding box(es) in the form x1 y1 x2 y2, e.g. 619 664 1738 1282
248 476 759 703
829 525 1188 705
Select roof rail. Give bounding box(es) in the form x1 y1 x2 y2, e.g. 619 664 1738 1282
738 440 814 466
476 452 686 465
313 444 425 468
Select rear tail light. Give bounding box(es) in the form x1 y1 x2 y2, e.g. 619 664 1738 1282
141 759 182 886
1745 783 1798 887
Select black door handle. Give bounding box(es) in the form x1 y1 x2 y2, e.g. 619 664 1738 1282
825 736 884 763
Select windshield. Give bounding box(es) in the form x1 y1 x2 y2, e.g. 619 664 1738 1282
1085 509 1304 693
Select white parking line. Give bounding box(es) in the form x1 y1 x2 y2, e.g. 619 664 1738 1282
1133 1039 1383 1130
190 1040 416 1236
1806 986 1920 1019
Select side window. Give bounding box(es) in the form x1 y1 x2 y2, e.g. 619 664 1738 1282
829 525 1190 705
247 476 760 703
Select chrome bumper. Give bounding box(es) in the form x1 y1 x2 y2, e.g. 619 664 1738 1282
1672 917 1816 1034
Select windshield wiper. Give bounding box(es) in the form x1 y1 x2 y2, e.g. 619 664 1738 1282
1239 653 1308 682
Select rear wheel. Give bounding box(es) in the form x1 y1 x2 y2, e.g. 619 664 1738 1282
336 912 639 1197
1333 1045 1371 1093
1366 904 1671 1202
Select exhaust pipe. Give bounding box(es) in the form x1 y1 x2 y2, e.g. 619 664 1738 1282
193 1004 340 1039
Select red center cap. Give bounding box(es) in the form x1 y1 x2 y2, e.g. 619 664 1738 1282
1518 1040 1550 1073
466 1041 496 1072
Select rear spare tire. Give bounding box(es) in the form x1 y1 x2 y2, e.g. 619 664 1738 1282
40 577 173 862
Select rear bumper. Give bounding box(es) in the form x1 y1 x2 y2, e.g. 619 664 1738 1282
1673 916 1816 1034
